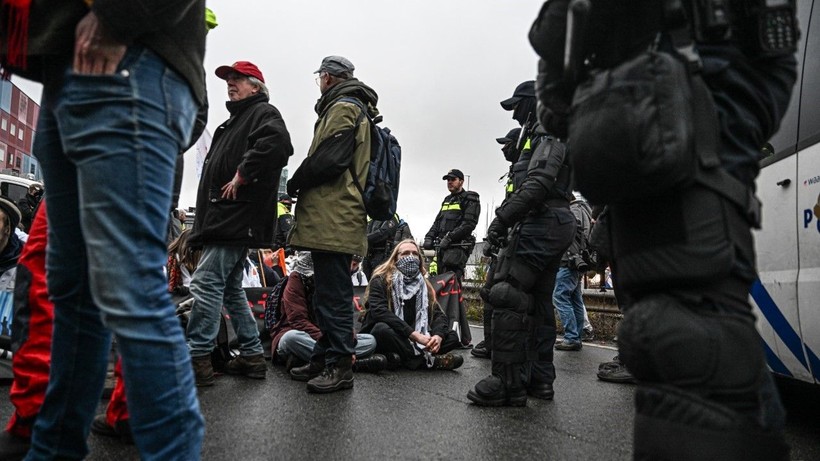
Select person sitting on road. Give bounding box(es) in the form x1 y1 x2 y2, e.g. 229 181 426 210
351 254 368 287
167 229 201 299
274 252 387 377
363 214 412 280
360 239 464 371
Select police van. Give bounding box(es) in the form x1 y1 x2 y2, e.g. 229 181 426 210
753 0 819 386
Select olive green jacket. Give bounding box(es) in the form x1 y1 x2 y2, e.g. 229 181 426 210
287 78 379 256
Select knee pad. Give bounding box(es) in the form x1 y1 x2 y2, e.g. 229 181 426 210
634 384 788 461
617 294 763 394
488 282 530 314
489 282 532 364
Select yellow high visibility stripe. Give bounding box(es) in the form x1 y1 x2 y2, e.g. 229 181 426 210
441 203 462 211
523 138 532 151
505 182 514 193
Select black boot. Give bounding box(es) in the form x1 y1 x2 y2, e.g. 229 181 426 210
306 357 354 393
471 340 490 359
290 359 324 382
384 352 402 371
527 380 555 400
467 362 526 407
352 354 387 373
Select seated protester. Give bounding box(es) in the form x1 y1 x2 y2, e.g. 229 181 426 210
248 249 279 287
242 252 263 288
271 252 386 374
363 214 413 280
360 239 464 371
351 255 368 287
167 229 201 299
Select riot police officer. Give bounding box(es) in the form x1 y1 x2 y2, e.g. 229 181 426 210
467 81 576 406
472 127 523 360
423 169 480 280
529 0 797 458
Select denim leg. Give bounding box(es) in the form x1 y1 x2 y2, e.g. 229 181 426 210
354 333 377 358
553 267 581 343
28 101 111 458
28 48 203 460
277 330 316 363
220 250 263 356
187 245 245 357
569 270 586 340
310 251 355 365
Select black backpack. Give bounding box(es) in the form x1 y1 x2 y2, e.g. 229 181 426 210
340 97 401 220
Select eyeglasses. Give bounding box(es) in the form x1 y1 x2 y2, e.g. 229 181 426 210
315 72 326 87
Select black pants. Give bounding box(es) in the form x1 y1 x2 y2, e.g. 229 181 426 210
369 322 460 370
310 251 355 365
513 208 574 383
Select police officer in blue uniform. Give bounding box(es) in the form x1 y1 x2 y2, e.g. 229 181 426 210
529 0 798 458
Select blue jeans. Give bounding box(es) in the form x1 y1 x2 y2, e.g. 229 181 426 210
187 245 263 357
27 48 204 460
277 330 376 363
553 266 584 344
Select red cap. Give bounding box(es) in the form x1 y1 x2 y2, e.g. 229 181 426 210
215 61 265 83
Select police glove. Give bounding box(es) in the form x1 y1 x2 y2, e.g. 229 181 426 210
423 239 434 250
486 218 508 248
439 234 452 250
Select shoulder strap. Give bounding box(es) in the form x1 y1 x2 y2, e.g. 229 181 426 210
338 97 368 196
662 1 761 228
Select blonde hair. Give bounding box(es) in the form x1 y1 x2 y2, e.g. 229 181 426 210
366 239 440 318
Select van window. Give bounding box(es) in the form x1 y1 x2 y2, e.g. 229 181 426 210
1 182 28 203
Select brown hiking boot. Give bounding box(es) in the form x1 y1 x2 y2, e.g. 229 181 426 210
191 355 215 387
225 354 267 379
306 357 354 394
432 353 464 370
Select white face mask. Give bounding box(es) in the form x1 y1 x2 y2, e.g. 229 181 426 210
396 255 421 278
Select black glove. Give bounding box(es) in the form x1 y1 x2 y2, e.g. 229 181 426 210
482 241 495 257
486 218 508 248
439 234 452 250
423 239 434 250
286 180 298 198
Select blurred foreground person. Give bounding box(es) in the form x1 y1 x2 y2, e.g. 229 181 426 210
0 1 208 459
530 1 798 458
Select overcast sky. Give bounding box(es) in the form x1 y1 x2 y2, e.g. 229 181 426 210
14 0 547 241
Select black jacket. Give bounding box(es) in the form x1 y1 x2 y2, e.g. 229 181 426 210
425 189 480 244
360 275 450 340
1 0 207 107
190 93 293 247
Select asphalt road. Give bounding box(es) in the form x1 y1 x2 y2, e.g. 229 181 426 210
2 326 818 460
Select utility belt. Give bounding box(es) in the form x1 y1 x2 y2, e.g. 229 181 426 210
527 198 570 216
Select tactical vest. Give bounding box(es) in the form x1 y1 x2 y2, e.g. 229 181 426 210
435 190 477 236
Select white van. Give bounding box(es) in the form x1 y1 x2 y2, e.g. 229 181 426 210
753 0 819 386
0 173 39 205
